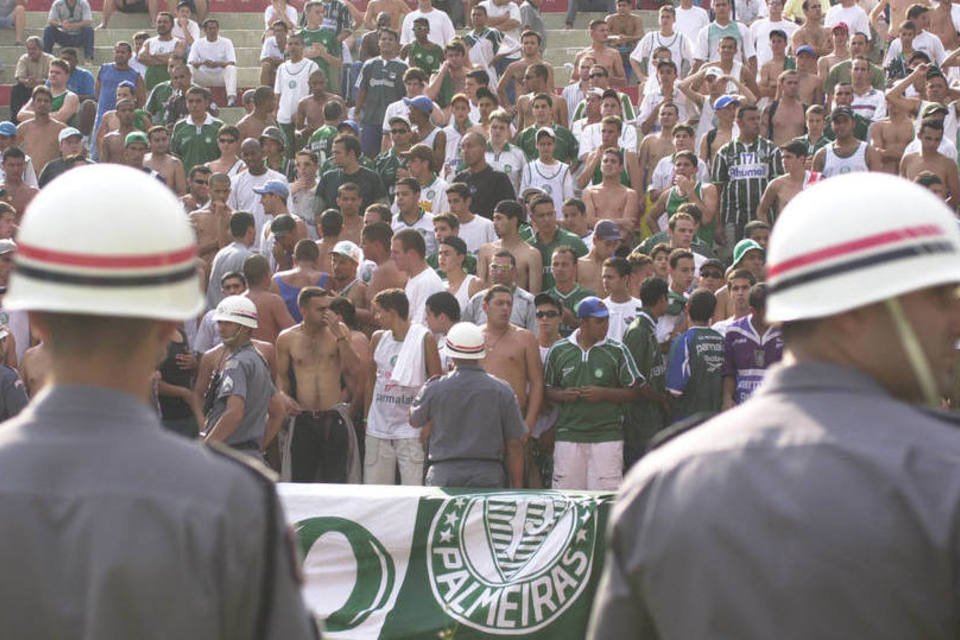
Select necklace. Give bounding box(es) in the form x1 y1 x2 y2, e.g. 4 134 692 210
485 327 509 352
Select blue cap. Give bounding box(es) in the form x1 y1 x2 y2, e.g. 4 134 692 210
337 119 360 135
253 179 290 199
576 296 610 320
403 95 434 114
0 121 16 137
712 94 740 111
796 44 816 57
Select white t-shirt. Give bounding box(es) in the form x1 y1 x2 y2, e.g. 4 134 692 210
851 87 886 122
188 36 237 66
578 120 639 158
903 136 959 160
750 18 799 66
260 35 284 61
636 88 691 132
479 0 522 59
227 168 288 250
883 31 946 66
649 155 711 192
264 4 298 29
457 215 497 253
675 5 711 43
405 266 446 326
172 19 200 45
603 296 642 342
274 58 319 124
144 35 179 61
486 143 527 192
824 4 871 40
400 8 456 47
631 31 696 95
696 20 755 62
392 211 438 256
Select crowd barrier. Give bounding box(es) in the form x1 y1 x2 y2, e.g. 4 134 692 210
279 483 616 639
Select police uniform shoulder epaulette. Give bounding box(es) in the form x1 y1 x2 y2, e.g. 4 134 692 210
204 440 279 485
646 412 715 453
917 406 960 429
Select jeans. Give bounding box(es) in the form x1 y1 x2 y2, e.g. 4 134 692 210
43 25 94 59
359 124 383 159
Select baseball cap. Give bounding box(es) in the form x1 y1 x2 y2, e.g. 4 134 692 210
388 114 411 127
536 126 556 139
594 219 621 242
576 296 610 320
253 179 290 199
586 87 604 99
796 44 816 57
400 143 434 164
124 131 149 147
0 122 16 138
259 125 285 147
922 102 948 117
0 239 16 255
832 21 848 32
270 214 296 236
713 94 740 110
831 106 855 120
702 66 721 79
338 119 360 135
403 95 433 114
332 240 363 263
58 127 82 143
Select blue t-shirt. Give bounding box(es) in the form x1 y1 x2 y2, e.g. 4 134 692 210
67 66 96 97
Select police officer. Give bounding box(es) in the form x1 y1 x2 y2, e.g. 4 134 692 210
410 322 526 488
0 164 316 638
203 294 274 457
589 173 960 639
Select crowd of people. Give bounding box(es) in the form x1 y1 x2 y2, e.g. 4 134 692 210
0 0 956 493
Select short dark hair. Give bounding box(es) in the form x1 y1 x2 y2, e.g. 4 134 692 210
484 283 513 304
439 235 467 256
534 292 561 311
333 134 361 158
445 182 471 200
493 249 517 267
563 197 586 214
364 203 393 225
330 296 358 329
298 286 333 308
782 139 809 157
1 146 24 162
396 176 421 194
639 277 669 307
243 253 270 284
324 100 344 121
602 256 631 277
393 228 427 258
748 282 769 312
668 248 694 269
425 291 461 322
362 221 393 248
687 288 717 322
294 238 319 262
320 209 344 236
229 210 255 237
373 287 409 320
494 199 525 223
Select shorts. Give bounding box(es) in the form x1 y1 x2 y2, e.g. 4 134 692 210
118 0 148 13
290 410 349 483
364 435 424 486
0 16 14 29
552 440 623 491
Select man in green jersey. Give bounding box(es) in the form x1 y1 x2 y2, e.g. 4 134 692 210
355 28 408 158
307 99 344 167
527 194 588 290
544 296 643 490
546 245 594 337
665 287 725 420
170 85 222 172
299 0 351 94
400 17 443 75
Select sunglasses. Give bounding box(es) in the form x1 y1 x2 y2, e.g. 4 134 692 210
701 270 723 278
536 310 559 319
390 128 410 135
589 72 607 78
218 138 237 144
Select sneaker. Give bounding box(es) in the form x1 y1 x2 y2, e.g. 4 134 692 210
226 96 237 107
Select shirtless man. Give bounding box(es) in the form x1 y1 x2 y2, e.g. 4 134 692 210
765 70 807 144
236 86 276 142
330 240 370 320
145 125 187 194
180 165 210 212
476 200 542 293
205 124 244 176
276 287 360 483
190 172 232 270
362 221 407 298
334 182 364 245
818 23 850 82
576 220 621 294
0 147 37 219
636 104 678 192
363 0 408 31
925 0 958 51
572 20 627 87
295 69 343 144
19 340 49 397
791 0 832 57
95 82 145 157
583 148 640 235
870 97 914 174
480 285 543 433
699 94 739 164
871 0 926 42
757 30 793 100
242 253 297 344
516 63 567 132
99 98 138 164
794 45 824 106
497 31 555 108
315 209 341 273
15 86 65 175
900 118 960 207
756 139 819 225
606 0 644 81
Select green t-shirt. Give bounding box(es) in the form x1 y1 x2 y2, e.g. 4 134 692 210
145 81 173 122
665 325 725 419
171 115 224 173
406 40 443 76
622 309 667 447
547 283 595 337
300 26 341 91
529 228 589 290
308 124 337 166
426 251 478 277
517 124 580 164
544 333 642 442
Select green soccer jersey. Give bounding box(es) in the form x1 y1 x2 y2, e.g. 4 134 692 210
544 333 642 443
622 309 667 450
546 283 595 337
665 325 725 419
529 228 589 290
171 114 224 173
308 124 337 166
356 57 408 126
300 26 341 92
407 40 443 75
517 124 579 164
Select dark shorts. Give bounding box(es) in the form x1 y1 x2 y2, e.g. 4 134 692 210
290 410 349 483
117 0 148 12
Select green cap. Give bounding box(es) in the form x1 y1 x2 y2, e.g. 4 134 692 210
124 131 149 147
731 238 764 268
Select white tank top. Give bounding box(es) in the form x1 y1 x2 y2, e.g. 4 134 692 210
366 331 420 440
822 141 869 178
448 274 479 314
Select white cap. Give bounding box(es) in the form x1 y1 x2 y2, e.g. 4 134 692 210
5 165 202 321
213 295 259 329
332 240 363 264
766 173 960 322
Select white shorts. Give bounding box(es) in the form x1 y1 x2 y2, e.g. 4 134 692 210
552 440 623 491
363 435 424 486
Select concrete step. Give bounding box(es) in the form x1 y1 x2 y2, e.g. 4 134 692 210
25 11 277 30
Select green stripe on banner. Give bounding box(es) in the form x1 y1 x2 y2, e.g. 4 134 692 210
278 485 614 639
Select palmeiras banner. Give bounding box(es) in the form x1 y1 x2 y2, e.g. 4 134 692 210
278 484 615 639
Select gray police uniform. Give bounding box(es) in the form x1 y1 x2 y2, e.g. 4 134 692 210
589 361 960 639
205 343 275 453
0 384 316 639
410 362 527 487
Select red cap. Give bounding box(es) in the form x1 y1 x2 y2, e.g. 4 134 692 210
832 21 849 32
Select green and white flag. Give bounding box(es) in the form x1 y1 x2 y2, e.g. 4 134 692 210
279 484 615 639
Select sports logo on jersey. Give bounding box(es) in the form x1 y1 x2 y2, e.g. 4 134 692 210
427 493 597 633
289 80 297 89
